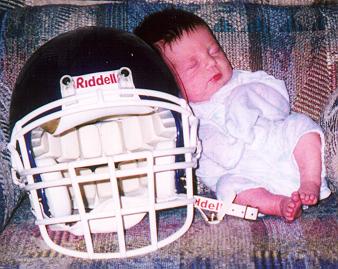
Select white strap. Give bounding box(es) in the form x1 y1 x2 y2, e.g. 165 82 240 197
194 195 258 224
222 203 258 220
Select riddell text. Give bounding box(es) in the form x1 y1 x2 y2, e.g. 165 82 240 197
194 196 222 211
75 73 118 88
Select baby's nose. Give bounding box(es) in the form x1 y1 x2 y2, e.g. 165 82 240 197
205 55 217 69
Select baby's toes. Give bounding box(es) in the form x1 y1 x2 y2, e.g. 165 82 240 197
284 203 298 221
308 193 318 205
299 192 308 202
285 206 292 215
302 193 308 201
291 192 301 202
301 192 318 205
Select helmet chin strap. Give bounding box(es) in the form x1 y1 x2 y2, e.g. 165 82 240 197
194 195 258 223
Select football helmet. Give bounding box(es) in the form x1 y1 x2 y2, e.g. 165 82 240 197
8 27 200 259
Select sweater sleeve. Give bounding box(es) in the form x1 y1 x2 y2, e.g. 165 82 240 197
225 81 290 144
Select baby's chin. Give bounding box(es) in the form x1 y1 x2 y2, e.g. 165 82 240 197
223 69 234 84
188 76 232 102
200 85 223 102
210 77 228 94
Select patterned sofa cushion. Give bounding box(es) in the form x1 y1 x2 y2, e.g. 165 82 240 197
0 82 23 232
0 1 336 231
320 53 338 192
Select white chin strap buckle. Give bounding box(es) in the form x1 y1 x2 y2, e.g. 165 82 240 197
194 195 258 224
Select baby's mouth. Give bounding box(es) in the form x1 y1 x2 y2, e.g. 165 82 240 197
210 73 222 82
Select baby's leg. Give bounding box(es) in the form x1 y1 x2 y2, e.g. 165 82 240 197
235 188 302 222
293 132 321 205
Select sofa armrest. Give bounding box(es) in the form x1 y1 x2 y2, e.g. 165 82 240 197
321 86 338 192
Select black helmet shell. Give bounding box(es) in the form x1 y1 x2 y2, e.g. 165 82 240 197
10 26 179 130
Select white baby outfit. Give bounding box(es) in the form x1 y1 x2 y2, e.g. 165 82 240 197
190 70 331 203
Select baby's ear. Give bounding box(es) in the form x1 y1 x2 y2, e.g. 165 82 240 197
153 41 187 101
154 40 167 52
153 41 174 70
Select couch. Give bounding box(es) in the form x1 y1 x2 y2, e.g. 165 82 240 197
0 0 337 268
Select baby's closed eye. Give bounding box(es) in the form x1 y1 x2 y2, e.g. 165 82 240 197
209 46 221 56
185 60 198 71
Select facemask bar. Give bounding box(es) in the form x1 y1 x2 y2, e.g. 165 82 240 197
9 87 199 259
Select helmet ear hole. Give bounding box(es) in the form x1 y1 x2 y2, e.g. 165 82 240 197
61 76 72 86
120 68 130 77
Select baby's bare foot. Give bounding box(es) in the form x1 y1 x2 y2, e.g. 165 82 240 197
280 192 302 222
298 181 320 205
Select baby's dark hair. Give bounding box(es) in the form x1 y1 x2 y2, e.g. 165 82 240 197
134 8 212 48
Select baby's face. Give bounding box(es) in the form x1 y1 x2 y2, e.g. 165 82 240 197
156 26 233 103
